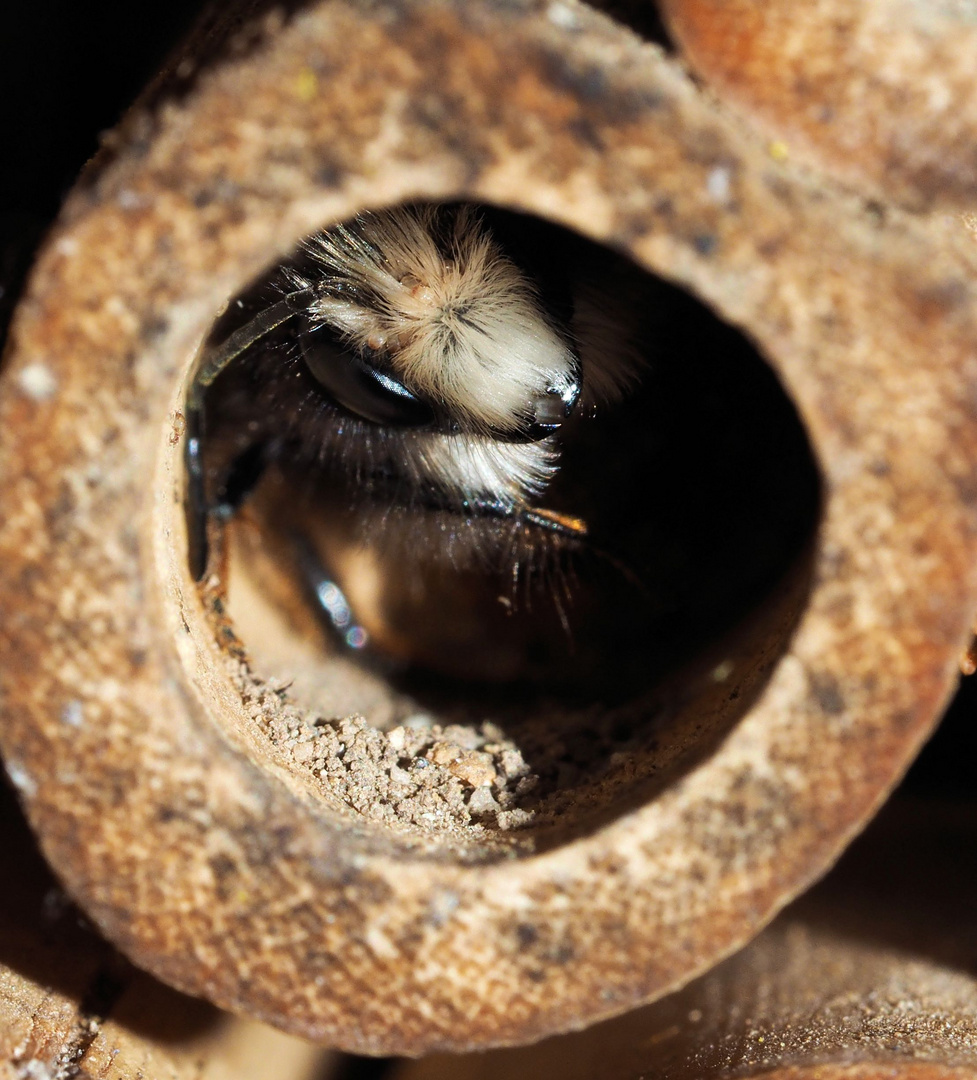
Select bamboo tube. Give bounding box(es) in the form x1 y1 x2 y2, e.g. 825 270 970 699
658 0 977 211
2 0 977 1057
0 781 329 1080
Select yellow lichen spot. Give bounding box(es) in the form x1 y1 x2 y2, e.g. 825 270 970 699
294 69 319 102
768 140 790 163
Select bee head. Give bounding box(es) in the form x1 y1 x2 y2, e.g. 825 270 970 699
298 205 582 439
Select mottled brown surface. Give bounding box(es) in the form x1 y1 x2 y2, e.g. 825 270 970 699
659 0 977 211
395 802 977 1079
0 782 328 1080
2 0 977 1057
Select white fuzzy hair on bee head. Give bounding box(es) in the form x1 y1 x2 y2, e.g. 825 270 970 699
405 431 559 508
293 205 578 434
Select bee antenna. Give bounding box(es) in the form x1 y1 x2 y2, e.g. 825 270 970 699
188 287 316 409
185 287 317 580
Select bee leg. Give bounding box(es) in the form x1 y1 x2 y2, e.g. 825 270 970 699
459 497 589 543
467 498 646 593
214 439 276 520
184 404 210 581
291 533 371 653
520 506 588 539
185 398 275 581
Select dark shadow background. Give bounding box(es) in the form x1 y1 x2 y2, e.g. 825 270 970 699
0 0 203 341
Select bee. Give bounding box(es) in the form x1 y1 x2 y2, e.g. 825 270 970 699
185 203 644 675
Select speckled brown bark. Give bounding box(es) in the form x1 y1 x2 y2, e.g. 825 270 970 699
658 0 977 211
0 782 328 1080
394 802 977 1079
2 0 977 1058
0 967 326 1080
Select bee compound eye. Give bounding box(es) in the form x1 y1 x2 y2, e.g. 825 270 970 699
299 327 435 428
